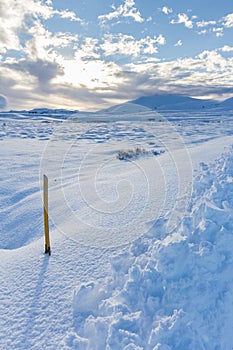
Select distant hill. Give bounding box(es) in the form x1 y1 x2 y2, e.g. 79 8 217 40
6 95 233 117
27 108 79 114
131 94 220 110
9 108 79 115
218 97 233 109
99 102 152 114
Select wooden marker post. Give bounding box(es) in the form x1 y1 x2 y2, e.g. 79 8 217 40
43 174 51 255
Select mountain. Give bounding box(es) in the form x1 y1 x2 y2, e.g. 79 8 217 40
131 94 219 110
218 97 233 109
98 102 152 114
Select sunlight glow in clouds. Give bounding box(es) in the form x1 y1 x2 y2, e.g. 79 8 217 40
0 0 232 110
58 59 122 90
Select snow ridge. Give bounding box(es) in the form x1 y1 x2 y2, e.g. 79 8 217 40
65 148 233 350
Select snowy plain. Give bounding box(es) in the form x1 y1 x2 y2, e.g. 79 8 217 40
1 106 233 349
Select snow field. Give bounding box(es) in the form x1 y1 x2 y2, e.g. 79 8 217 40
1 110 233 349
39 118 193 248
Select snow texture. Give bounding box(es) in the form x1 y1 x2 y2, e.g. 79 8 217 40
1 107 233 349
73 149 233 349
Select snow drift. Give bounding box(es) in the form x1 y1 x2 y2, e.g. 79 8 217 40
71 148 233 350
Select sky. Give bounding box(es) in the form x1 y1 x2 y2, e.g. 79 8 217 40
0 0 232 111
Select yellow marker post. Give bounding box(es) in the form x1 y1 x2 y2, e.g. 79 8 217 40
43 174 51 255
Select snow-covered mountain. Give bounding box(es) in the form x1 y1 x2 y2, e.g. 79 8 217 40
98 102 152 114
6 95 233 117
131 93 220 110
98 94 233 113
218 97 233 110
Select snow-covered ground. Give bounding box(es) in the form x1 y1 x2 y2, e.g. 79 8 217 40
1 108 233 349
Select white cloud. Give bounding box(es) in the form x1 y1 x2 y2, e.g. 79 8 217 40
156 34 166 46
25 21 78 60
127 49 233 97
220 45 233 52
0 0 83 55
100 34 165 57
222 13 233 28
75 38 100 60
98 0 144 24
162 6 173 15
54 9 83 22
212 27 224 37
174 40 182 47
196 50 229 71
197 29 207 35
171 13 193 29
0 0 49 53
196 20 216 28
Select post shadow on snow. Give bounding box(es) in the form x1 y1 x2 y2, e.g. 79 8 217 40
23 254 50 349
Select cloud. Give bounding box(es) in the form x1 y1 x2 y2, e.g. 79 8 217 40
171 13 193 29
212 27 224 37
222 13 233 28
54 9 83 22
220 45 233 52
0 1 232 111
98 0 144 24
0 56 113 110
100 34 165 57
0 0 82 55
74 38 100 60
195 13 233 31
196 50 227 69
0 0 53 53
25 21 78 60
197 29 207 35
174 40 182 47
21 59 64 85
162 7 173 15
155 34 166 46
196 20 216 28
3 58 64 91
109 49 233 102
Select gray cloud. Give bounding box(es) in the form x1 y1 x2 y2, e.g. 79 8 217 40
5 59 64 86
21 59 64 85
